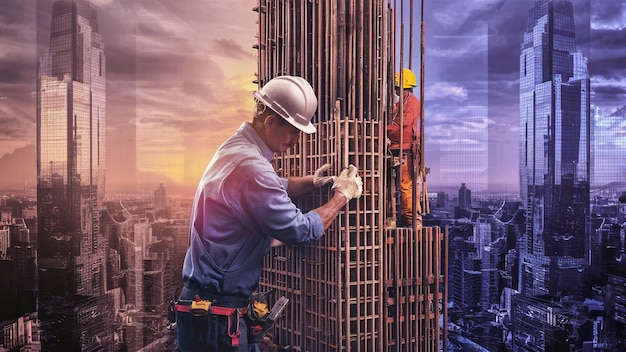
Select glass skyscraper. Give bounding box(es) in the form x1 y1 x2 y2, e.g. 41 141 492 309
518 0 590 297
37 0 110 349
516 0 590 349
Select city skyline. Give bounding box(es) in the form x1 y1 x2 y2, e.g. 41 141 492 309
0 0 624 195
0 1 624 350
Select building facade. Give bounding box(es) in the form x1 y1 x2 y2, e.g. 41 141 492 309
459 183 472 211
518 0 590 298
516 0 591 349
36 0 110 350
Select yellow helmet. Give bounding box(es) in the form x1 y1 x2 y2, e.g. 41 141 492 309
394 68 417 89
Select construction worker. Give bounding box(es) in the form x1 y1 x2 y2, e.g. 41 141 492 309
176 75 363 351
387 68 422 228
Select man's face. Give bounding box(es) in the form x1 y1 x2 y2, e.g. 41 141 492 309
265 115 302 153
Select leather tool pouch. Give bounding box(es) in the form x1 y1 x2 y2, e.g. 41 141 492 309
245 293 270 344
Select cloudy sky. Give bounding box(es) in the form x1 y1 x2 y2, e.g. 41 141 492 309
420 0 625 192
0 0 624 195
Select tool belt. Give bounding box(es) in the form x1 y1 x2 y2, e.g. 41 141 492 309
175 295 247 348
175 292 289 347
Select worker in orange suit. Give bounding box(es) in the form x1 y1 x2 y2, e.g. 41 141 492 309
387 68 422 228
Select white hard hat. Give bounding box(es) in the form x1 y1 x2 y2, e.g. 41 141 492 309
253 75 318 134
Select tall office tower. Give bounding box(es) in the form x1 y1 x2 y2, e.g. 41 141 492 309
255 1 446 350
519 0 590 297
37 0 110 350
517 0 590 349
458 183 472 210
448 223 481 311
154 183 167 210
475 217 506 311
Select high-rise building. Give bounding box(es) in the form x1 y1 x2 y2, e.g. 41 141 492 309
255 1 446 351
154 183 167 210
518 0 590 298
459 183 472 210
36 0 111 350
448 223 482 311
516 0 590 349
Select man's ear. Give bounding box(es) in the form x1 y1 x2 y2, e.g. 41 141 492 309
264 114 278 130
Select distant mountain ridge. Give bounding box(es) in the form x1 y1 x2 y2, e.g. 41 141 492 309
0 144 36 191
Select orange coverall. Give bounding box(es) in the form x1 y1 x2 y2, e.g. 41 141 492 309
387 91 421 226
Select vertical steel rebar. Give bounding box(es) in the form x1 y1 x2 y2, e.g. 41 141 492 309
255 1 445 350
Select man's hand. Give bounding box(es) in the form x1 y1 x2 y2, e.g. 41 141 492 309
331 164 363 201
313 163 336 188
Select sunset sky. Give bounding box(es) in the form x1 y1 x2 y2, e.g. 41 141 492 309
0 0 624 195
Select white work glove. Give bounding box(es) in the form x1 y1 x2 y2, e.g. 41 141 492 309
331 164 363 201
313 163 336 188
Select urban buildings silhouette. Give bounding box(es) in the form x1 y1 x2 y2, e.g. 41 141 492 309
0 0 624 351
